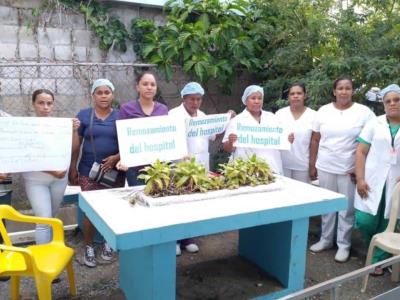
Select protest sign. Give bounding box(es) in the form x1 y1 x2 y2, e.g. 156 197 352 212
186 113 230 139
234 120 291 150
0 117 72 173
117 115 188 167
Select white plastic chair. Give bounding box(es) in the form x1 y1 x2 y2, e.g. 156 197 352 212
361 182 400 292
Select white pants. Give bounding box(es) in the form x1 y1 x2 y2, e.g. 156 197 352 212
24 172 67 244
283 168 310 183
318 170 355 251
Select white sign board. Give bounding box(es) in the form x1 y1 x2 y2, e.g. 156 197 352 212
117 115 188 167
234 120 291 150
186 113 230 139
0 117 72 173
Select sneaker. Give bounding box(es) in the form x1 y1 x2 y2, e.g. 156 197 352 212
309 240 333 253
185 243 199 253
101 242 113 261
335 248 350 263
84 245 96 268
176 243 182 256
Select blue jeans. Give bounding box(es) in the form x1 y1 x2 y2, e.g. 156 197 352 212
23 172 67 244
126 166 145 186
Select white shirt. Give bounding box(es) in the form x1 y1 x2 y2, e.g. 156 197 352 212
169 103 213 171
0 110 12 195
354 115 400 218
313 102 375 174
223 109 283 174
275 106 316 171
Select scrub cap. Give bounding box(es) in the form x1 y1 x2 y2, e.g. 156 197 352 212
91 79 115 95
180 82 205 98
241 85 264 105
379 84 400 99
365 87 381 102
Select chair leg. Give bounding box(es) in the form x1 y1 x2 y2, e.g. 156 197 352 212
66 260 77 296
361 243 375 293
35 276 53 300
10 275 20 300
391 262 400 282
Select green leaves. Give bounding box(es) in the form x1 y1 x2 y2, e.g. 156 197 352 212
139 155 274 197
130 0 255 90
219 154 274 189
138 160 172 196
48 0 400 110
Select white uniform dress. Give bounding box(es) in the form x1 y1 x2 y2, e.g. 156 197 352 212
223 109 283 175
169 103 214 171
313 102 375 251
354 115 400 218
275 106 316 182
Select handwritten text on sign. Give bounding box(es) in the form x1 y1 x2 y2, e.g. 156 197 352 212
186 113 230 139
117 115 188 167
234 121 291 150
0 117 72 173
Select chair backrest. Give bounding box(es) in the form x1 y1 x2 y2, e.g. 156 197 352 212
386 182 400 232
0 205 13 245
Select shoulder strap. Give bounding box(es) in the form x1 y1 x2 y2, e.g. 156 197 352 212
89 108 97 162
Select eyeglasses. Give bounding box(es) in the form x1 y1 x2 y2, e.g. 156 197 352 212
383 97 400 105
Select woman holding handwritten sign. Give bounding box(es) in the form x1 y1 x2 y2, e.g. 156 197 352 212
23 89 80 246
118 72 168 186
223 85 284 174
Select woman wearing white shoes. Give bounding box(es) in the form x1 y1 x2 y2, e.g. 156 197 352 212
309 76 375 262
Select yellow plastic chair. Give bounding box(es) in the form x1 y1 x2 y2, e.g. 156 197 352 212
361 182 400 292
0 205 77 300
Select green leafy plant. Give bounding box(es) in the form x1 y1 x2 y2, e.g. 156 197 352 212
173 158 209 193
138 159 172 196
131 0 261 89
139 155 274 197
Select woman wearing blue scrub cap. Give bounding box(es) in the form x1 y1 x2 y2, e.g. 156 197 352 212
222 85 284 175
355 84 400 276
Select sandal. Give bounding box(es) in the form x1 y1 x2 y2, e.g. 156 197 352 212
370 266 384 277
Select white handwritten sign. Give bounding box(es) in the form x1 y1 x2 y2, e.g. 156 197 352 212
234 121 291 150
186 113 230 139
117 115 188 167
0 117 72 173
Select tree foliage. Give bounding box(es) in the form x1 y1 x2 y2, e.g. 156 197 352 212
131 0 400 110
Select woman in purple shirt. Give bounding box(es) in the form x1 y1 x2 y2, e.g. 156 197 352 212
118 72 168 186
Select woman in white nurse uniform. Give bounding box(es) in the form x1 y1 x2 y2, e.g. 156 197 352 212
276 83 316 182
355 84 400 275
223 85 284 175
309 76 375 262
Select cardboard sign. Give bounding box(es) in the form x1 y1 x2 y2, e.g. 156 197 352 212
186 113 230 139
0 117 72 173
117 115 188 167
234 121 291 150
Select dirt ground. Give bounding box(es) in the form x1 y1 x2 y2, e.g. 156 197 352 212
1 217 399 300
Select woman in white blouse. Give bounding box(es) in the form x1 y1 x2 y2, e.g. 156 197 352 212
276 83 316 182
223 85 283 174
309 76 375 262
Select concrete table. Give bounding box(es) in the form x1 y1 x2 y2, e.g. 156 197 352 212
79 177 347 299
